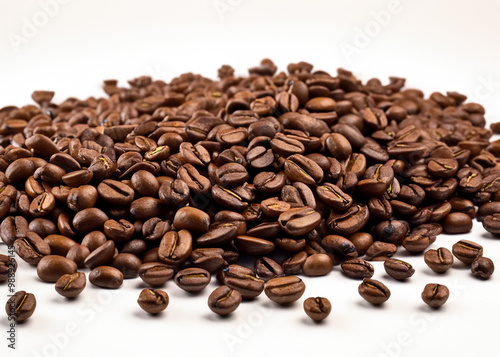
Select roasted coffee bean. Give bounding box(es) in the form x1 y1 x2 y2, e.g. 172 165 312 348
372 220 409 244
402 231 436 254
130 197 164 220
424 247 454 273
471 256 494 279
364 241 397 261
29 192 56 217
158 230 192 267
84 240 115 270
443 212 473 234
368 197 393 220
131 170 160 197
37 255 78 283
55 272 86 298
278 207 321 236
358 279 391 305
73 207 109 232
29 218 57 238
44 234 77 256
0 254 16 282
477 202 500 222
208 285 242 315
233 235 275 255
321 235 357 259
303 297 332 322
218 264 265 299
284 154 323 185
89 266 123 289
384 259 415 280
483 213 500 235
421 283 449 308
139 262 174 286
66 245 90 268
452 240 483 265
5 291 36 323
1 216 29 245
254 257 283 281
348 232 373 256
254 171 286 193
137 289 169 314
174 267 211 293
112 253 142 279
316 183 353 210
14 232 51 265
81 231 107 252
103 219 135 242
341 258 374 279
327 204 370 235
265 276 306 305
302 253 333 276
173 207 210 233
190 248 226 273
97 179 135 206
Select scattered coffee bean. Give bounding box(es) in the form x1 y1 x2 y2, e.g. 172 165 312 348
5 291 36 323
471 257 494 279
265 276 306 304
358 279 391 305
421 284 449 308
55 272 86 298
384 259 415 280
303 297 332 321
208 285 241 315
452 240 483 265
424 247 454 273
137 289 169 314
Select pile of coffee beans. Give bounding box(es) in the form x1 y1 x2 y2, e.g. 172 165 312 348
1 59 499 322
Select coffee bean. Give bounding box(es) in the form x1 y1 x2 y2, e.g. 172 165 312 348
5 291 36 323
137 289 169 314
1 216 29 245
424 247 454 273
158 230 192 267
44 234 78 256
97 179 135 206
421 283 449 308
364 241 397 261
383 259 415 280
112 253 142 279
37 255 78 283
348 232 373 256
452 240 483 265
139 262 174 286
89 266 123 289
321 235 357 259
14 232 51 265
483 213 500 235
218 264 265 299
233 235 275 255
174 267 211 293
55 272 86 298
84 240 115 270
254 257 283 281
0 254 16 282
443 212 473 234
173 207 210 233
358 278 391 305
303 297 332 321
302 253 333 276
284 154 323 185
208 285 241 315
341 258 374 279
265 276 306 305
471 256 494 279
278 207 321 236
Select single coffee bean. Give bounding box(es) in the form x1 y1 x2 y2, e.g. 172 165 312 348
302 253 333 277
138 262 175 286
233 235 275 255
103 219 135 242
73 207 109 232
66 245 90 268
364 241 397 261
174 267 211 293
44 234 78 256
84 240 115 270
158 230 192 267
303 297 332 322
254 257 283 281
89 266 123 289
218 264 265 299
471 256 494 279
282 251 308 274
265 276 306 305
5 291 36 323
81 231 107 252
97 179 135 206
483 213 500 235
0 216 29 245
321 235 357 259
383 258 415 280
421 283 449 308
111 253 142 279
14 232 51 265
443 212 473 234
173 207 210 233
37 255 78 283
137 289 169 314
278 207 321 236
477 202 500 222
0 254 16 282
208 285 242 315
341 258 374 279
358 278 391 305
284 154 323 185
452 240 483 265
424 247 454 273
55 272 86 298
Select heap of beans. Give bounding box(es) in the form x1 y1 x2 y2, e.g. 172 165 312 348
1 59 499 320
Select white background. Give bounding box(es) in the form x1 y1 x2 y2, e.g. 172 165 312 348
1 0 500 356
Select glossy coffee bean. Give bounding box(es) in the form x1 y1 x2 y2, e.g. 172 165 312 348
303 297 332 322
358 279 391 305
37 255 78 283
471 256 494 279
341 259 374 279
265 276 306 305
55 272 86 298
137 289 169 314
302 253 333 276
383 259 414 280
89 266 123 289
208 285 242 315
174 267 211 293
5 291 36 323
424 247 454 273
452 240 483 265
421 283 449 308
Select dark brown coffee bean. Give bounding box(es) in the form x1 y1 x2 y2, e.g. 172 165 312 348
5 291 36 323
278 207 321 236
14 232 51 265
130 197 164 221
452 240 483 265
130 170 160 197
73 207 109 232
233 235 275 255
348 232 373 256
302 253 333 276
103 219 135 242
358 278 390 305
368 197 393 220
254 257 283 281
327 204 370 235
321 235 357 259
37 255 78 283
284 154 323 185
341 258 374 279
174 267 211 293
254 171 286 193
303 297 332 322
89 266 123 289
158 177 190 206
139 262 174 286
265 276 306 304
364 241 398 261
471 256 494 279
97 179 135 206
81 231 107 252
29 218 57 238
158 230 192 267
190 248 226 273
84 240 115 270
137 289 169 314
66 245 90 268
29 192 56 217
443 212 473 234
142 218 170 241
316 183 353 210
55 272 86 298
424 247 454 273
218 264 265 299
483 213 500 235
208 285 242 315
0 254 16 282
384 259 415 280
173 207 210 233
112 253 142 279
44 234 77 256
421 283 449 308
0 216 29 246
